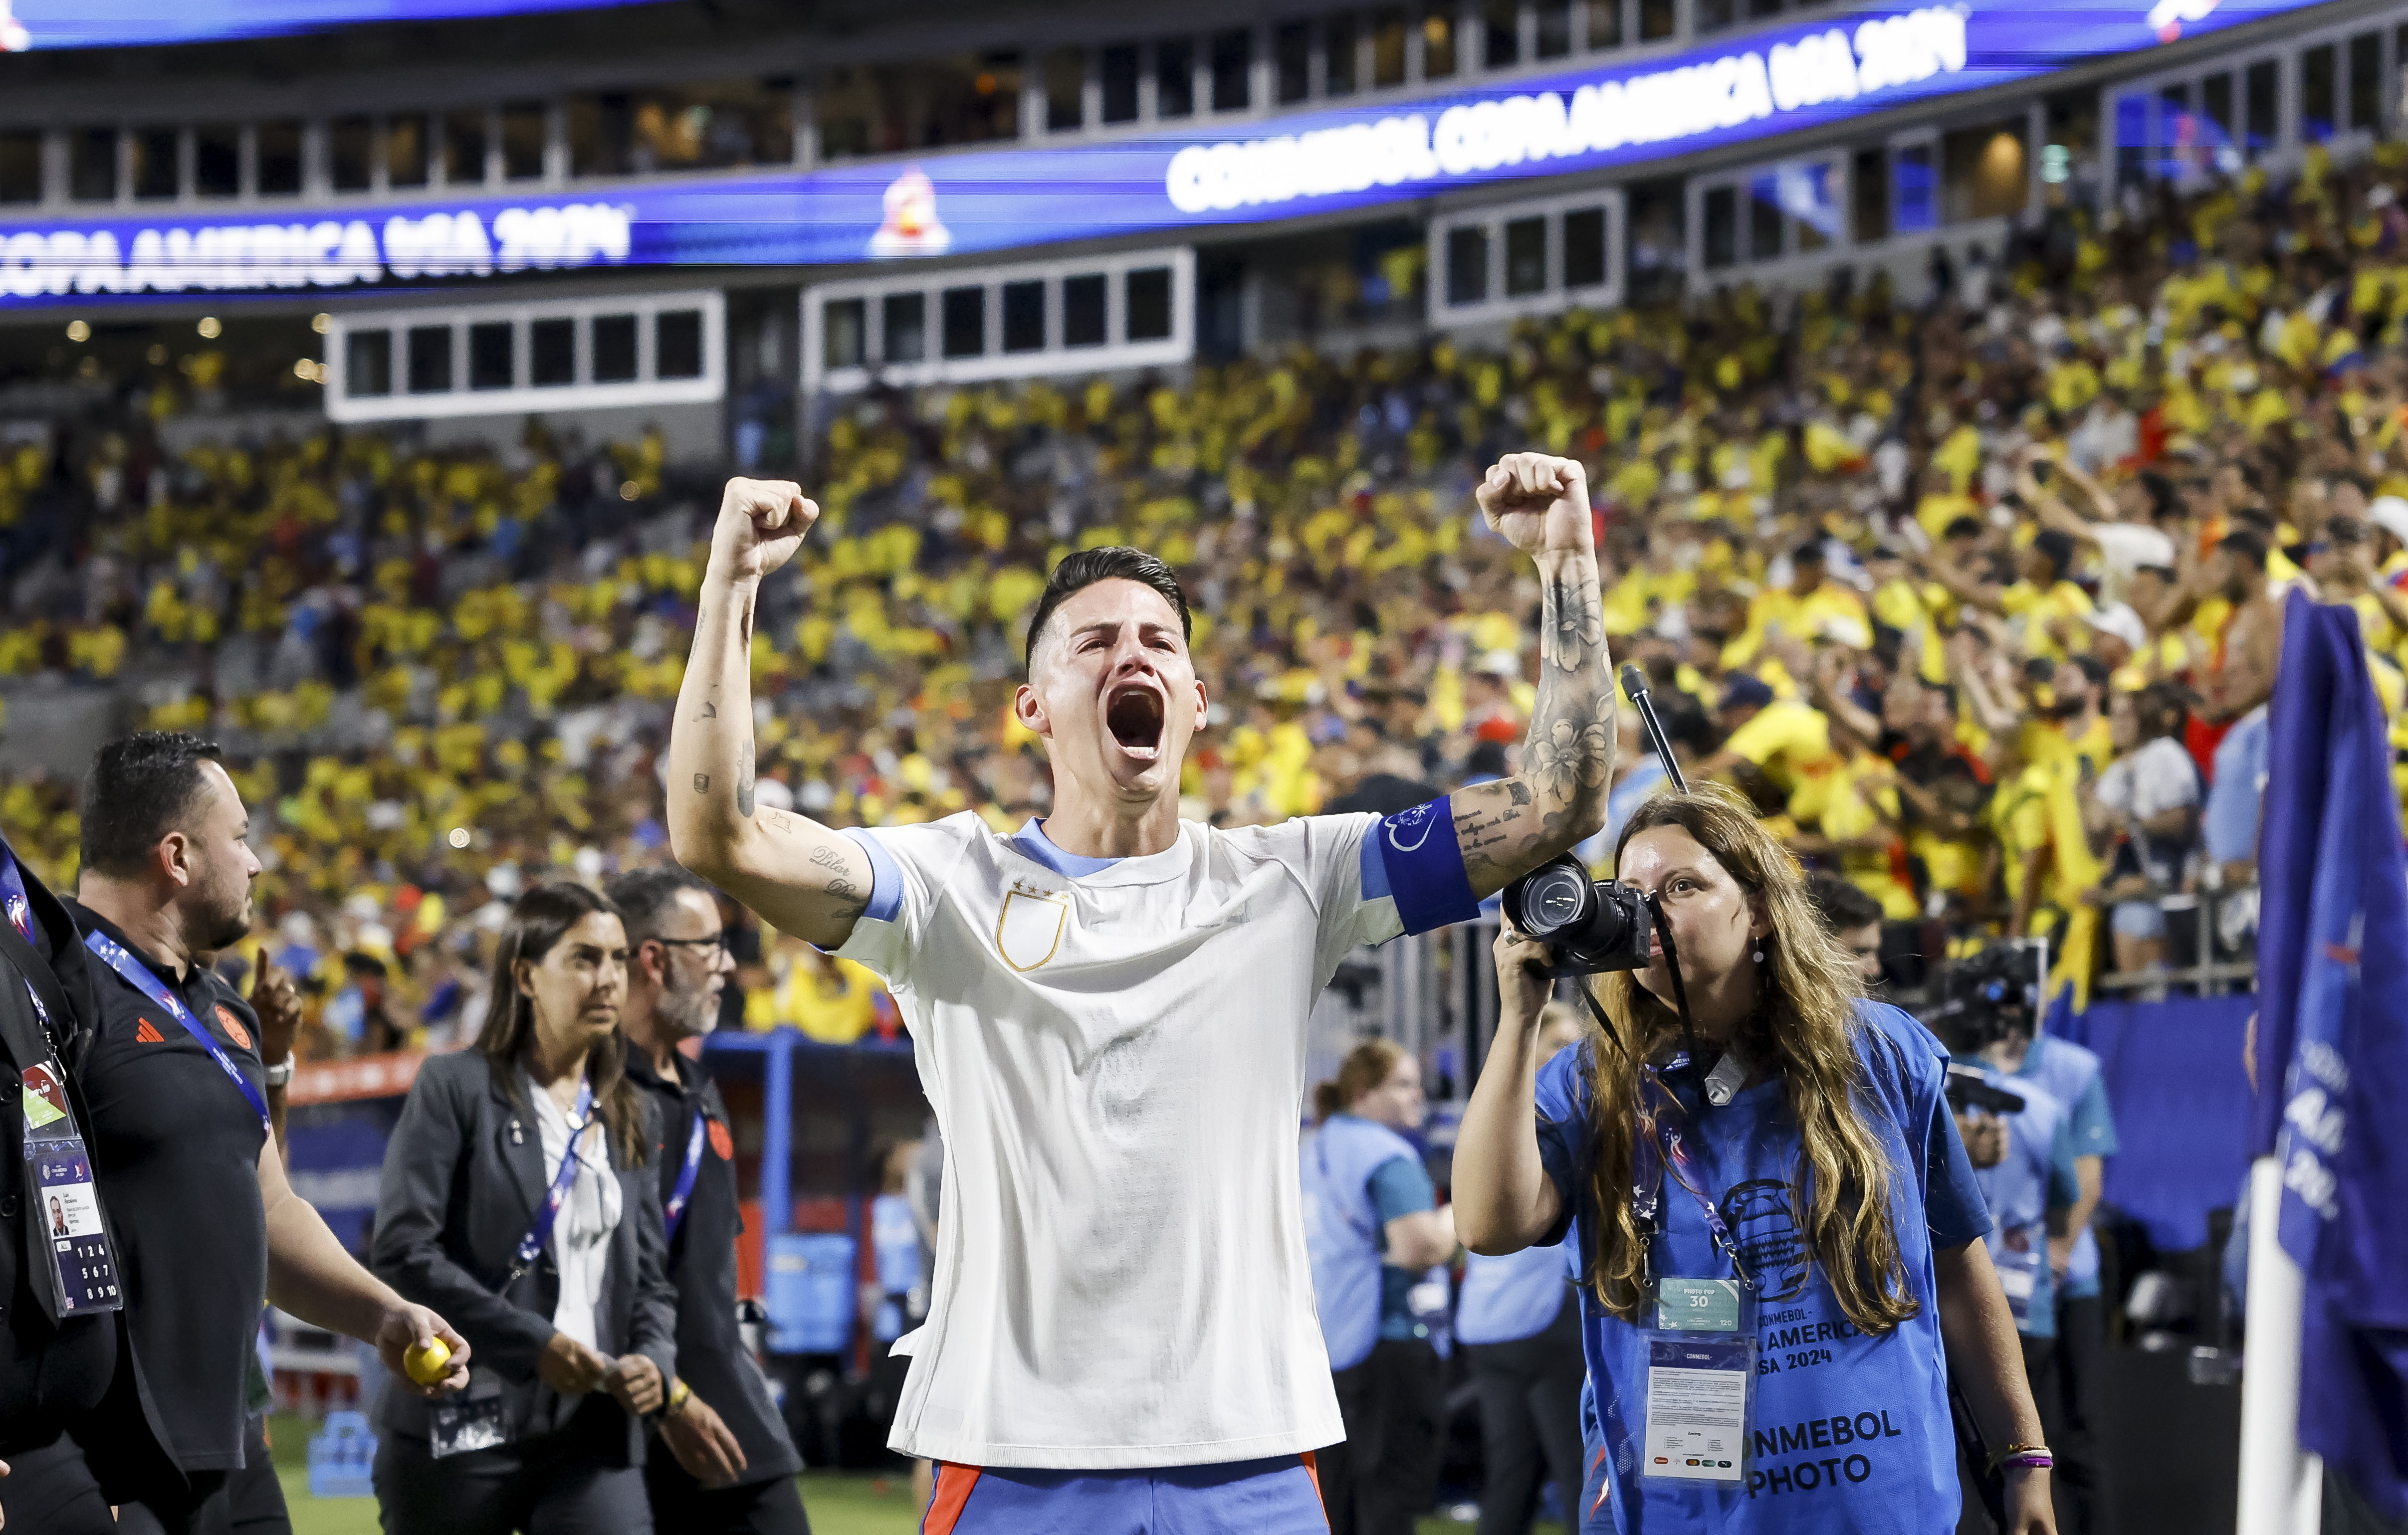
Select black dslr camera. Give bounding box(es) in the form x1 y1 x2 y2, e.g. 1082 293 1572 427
1500 664 1685 977
1932 943 2043 1117
1934 942 2044 1051
1503 855 1654 974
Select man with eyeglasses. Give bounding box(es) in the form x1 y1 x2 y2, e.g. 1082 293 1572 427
606 867 809 1535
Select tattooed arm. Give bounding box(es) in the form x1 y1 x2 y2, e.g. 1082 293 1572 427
667 478 878 950
1452 454 1615 900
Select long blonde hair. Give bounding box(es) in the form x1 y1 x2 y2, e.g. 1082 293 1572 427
1578 786 1920 1336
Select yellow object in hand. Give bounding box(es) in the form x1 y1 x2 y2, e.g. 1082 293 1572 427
404 1339 453 1387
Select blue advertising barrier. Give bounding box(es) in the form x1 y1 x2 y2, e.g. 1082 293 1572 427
2053 992 2256 1252
284 1099 404 1256
766 1232 859 1355
305 1410 377 1499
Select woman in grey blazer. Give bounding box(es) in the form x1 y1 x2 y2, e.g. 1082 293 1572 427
371 881 679 1535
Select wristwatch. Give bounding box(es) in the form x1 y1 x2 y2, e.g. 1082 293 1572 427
652 1376 693 1424
262 1058 294 1088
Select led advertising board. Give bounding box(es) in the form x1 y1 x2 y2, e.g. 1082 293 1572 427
0 0 651 52
0 0 2333 311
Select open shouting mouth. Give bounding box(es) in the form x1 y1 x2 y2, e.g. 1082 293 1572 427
1106 682 1166 763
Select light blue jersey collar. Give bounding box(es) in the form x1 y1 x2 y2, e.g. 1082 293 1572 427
1012 818 1125 878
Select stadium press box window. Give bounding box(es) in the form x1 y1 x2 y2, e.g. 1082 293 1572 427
1427 189 1623 327
1683 111 2027 284
804 247 1194 393
2107 13 2402 191
1693 157 1849 272
323 290 723 422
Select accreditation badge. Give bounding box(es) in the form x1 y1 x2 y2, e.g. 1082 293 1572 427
22 1062 123 1315
1641 1277 1755 1484
1992 1242 2041 1328
1407 1266 1453 1356
429 1373 510 1459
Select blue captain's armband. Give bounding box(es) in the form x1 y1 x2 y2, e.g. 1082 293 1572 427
1361 797 1481 937
836 827 905 925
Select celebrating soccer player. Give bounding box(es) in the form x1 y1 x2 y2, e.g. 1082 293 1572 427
668 455 1610 1533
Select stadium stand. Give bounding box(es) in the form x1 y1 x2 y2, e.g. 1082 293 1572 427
15 149 2408 1049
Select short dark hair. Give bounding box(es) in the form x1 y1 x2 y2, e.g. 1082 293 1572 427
2220 531 2269 570
80 732 226 879
604 865 717 946
1804 871 1884 933
1023 547 1193 669
2133 682 2189 741
2031 530 2077 580
2138 470 2179 521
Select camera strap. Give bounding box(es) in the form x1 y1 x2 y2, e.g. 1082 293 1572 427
1644 891 1725 1106
1631 1072 1759 1487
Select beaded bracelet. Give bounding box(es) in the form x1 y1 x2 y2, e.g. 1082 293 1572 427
1988 1443 2054 1473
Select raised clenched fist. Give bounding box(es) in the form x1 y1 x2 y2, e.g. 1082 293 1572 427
1476 453 1594 558
707 477 820 585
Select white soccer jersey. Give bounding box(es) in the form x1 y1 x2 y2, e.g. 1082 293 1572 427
833 808 1454 1470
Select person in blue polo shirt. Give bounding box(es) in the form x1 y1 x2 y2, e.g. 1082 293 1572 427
1458 1002 1589 1535
1983 1007 2119 1535
1954 1064 2079 1437
1303 1039 1458 1535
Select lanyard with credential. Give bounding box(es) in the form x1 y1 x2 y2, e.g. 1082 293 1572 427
661 1104 708 1246
1633 1069 1759 1490
1630 1068 1753 1293
83 929 270 1135
508 1078 597 1283
1 850 125 1319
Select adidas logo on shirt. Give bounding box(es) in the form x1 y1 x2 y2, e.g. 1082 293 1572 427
133 1019 164 1044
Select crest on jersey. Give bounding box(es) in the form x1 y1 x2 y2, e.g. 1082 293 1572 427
995 882 1069 972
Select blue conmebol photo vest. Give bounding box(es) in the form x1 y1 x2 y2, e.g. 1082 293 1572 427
1302 1112 1424 1371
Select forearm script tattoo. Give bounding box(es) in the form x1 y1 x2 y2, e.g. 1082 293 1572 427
1452 562 1613 891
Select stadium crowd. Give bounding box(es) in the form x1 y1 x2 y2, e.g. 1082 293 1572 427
8 142 2408 1051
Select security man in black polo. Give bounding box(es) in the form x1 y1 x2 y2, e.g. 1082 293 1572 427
0 826 118 1518
606 867 809 1535
8 733 472 1535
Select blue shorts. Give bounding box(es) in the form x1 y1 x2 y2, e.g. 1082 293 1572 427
923 1453 1329 1535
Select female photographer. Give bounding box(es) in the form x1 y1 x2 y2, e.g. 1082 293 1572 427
1454 788 2054 1534
370 881 678 1534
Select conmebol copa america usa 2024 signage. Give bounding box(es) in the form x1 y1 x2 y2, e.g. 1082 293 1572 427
1164 6 1963 214
0 0 653 51
0 0 2314 311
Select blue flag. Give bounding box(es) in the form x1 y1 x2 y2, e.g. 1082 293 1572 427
2253 592 2408 1516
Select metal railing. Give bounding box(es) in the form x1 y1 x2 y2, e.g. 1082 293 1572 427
2089 885 2261 1000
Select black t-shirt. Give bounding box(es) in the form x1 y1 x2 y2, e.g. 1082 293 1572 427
66 901 267 1474
626 1043 800 1484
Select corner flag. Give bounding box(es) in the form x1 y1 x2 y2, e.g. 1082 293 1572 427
2248 591 2408 1522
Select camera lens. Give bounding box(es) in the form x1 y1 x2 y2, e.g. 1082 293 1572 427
1581 888 1639 953
1517 864 1593 941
